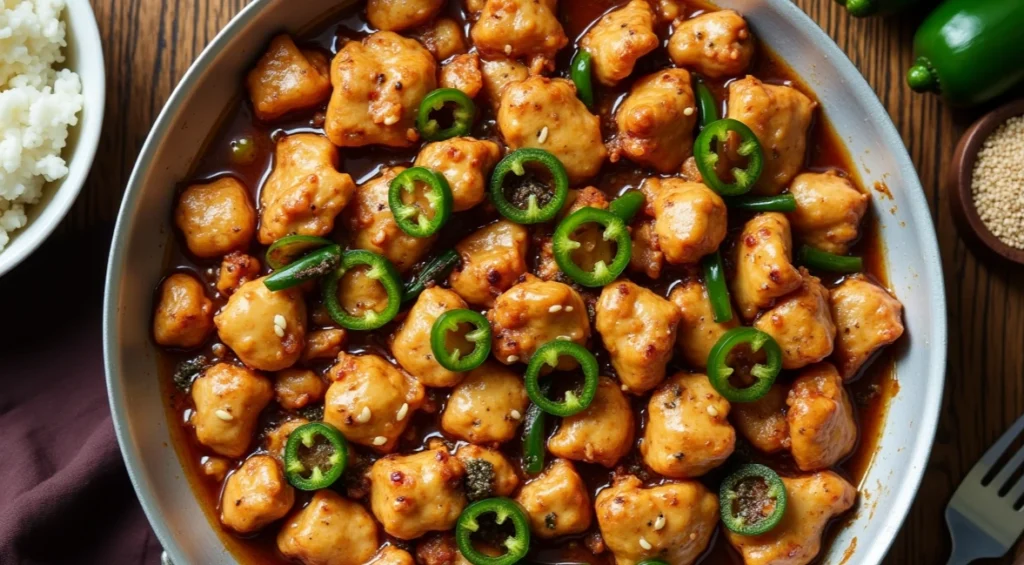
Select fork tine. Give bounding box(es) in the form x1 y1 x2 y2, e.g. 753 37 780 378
1006 474 1024 512
992 446 1024 493
964 413 1024 484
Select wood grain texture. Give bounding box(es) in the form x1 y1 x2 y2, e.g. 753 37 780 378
81 0 1024 563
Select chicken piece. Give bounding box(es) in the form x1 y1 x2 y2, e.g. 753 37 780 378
411 17 468 60
788 171 869 254
324 352 426 452
580 0 658 86
455 444 520 497
274 369 326 410
730 383 790 454
246 35 331 122
392 288 470 388
498 77 607 184
680 155 703 182
731 213 802 320
614 69 697 173
480 57 529 111
642 177 728 265
301 328 347 362
448 220 530 307
369 546 416 565
220 455 294 533
515 459 592 539
326 32 436 147
754 269 836 370
534 187 614 282
414 137 501 212
596 475 718 565
368 0 445 32
440 53 484 98
668 10 754 79
488 278 590 368
345 167 435 272
264 418 308 458
642 373 735 478
214 277 307 371
216 252 261 297
654 0 685 23
595 281 682 394
629 219 664 279
153 273 214 349
669 279 738 369
829 276 905 379
548 377 634 467
441 361 529 444
727 76 816 195
191 363 273 458
175 177 256 258
470 0 568 73
201 456 231 482
277 490 379 565
416 534 466 565
787 363 857 471
370 447 467 539
258 133 356 245
724 471 856 565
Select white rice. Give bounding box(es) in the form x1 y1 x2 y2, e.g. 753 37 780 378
0 0 83 251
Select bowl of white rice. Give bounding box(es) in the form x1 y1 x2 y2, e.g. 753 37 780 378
0 0 104 278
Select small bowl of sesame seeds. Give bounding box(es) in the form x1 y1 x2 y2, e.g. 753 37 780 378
949 98 1024 265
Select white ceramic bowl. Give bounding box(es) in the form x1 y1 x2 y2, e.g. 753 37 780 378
0 1 106 278
104 1 948 563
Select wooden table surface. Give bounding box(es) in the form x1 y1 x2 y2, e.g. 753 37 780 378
77 0 1024 563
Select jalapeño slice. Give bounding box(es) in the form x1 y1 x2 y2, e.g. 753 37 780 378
706 327 783 403
552 207 632 288
489 148 569 224
388 166 453 238
322 250 403 330
430 309 492 372
720 464 788 536
456 498 531 565
724 193 797 213
524 341 599 417
417 88 477 141
266 235 334 270
283 422 348 491
694 118 765 196
264 244 342 292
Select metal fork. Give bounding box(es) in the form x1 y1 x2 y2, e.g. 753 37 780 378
947 413 1024 564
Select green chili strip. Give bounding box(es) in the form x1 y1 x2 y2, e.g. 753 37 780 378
264 244 342 292
695 78 719 130
701 251 733 323
489 148 569 225
456 498 531 565
524 341 599 417
552 207 631 287
724 193 797 213
706 327 782 403
797 245 864 273
608 191 645 223
720 464 788 536
417 88 476 141
570 50 594 108
265 235 334 270
694 118 765 196
522 381 551 475
322 250 403 330
283 422 348 491
388 166 453 238
430 309 492 372
402 249 461 304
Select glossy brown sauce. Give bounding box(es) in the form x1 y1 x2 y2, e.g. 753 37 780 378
158 1 900 563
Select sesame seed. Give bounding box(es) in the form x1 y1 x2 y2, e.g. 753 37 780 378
274 314 286 329
211 343 226 357
510 409 522 420
548 304 563 313
706 405 719 417
639 537 652 550
396 402 409 421
356 406 372 423
972 115 1024 249
689 533 697 540
504 44 512 55
538 126 549 144
564 306 574 312
372 436 388 446
556 335 571 341
215 409 233 422
683 107 694 116
654 515 666 530
383 115 399 126
274 325 285 338
507 356 519 363
621 384 629 391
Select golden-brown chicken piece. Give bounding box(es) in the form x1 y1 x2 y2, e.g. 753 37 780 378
731 213 803 320
669 279 739 369
725 471 856 565
369 447 467 539
754 269 836 370
326 32 436 147
730 383 790 454
324 352 426 452
480 57 529 111
596 475 718 565
629 219 664 279
787 363 856 471
216 252 261 297
367 0 445 32
201 457 231 482
488 278 590 368
727 76 816 195
369 546 416 565
788 171 869 254
301 328 347 363
441 361 529 444
829 275 905 379
273 368 326 410
498 77 607 185
440 53 484 98
548 377 634 467
414 137 501 212
580 0 659 86
258 133 356 244
469 0 568 73
191 363 273 458
668 10 754 79
153 273 214 349
642 372 735 478
246 35 331 122
449 220 530 307
277 490 379 565
411 17 468 61
263 418 308 458
175 177 256 258
220 455 294 533
614 69 697 173
454 444 520 496
345 167 435 272
214 277 307 371
515 459 592 539
642 177 728 265
392 288 469 388
595 281 682 394
654 0 685 22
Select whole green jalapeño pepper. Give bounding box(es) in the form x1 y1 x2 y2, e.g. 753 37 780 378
388 166 453 238
720 464 788 536
694 118 764 196
456 498 531 565
706 327 782 403
489 148 570 224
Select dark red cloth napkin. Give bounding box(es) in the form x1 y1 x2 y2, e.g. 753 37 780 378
0 226 162 565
